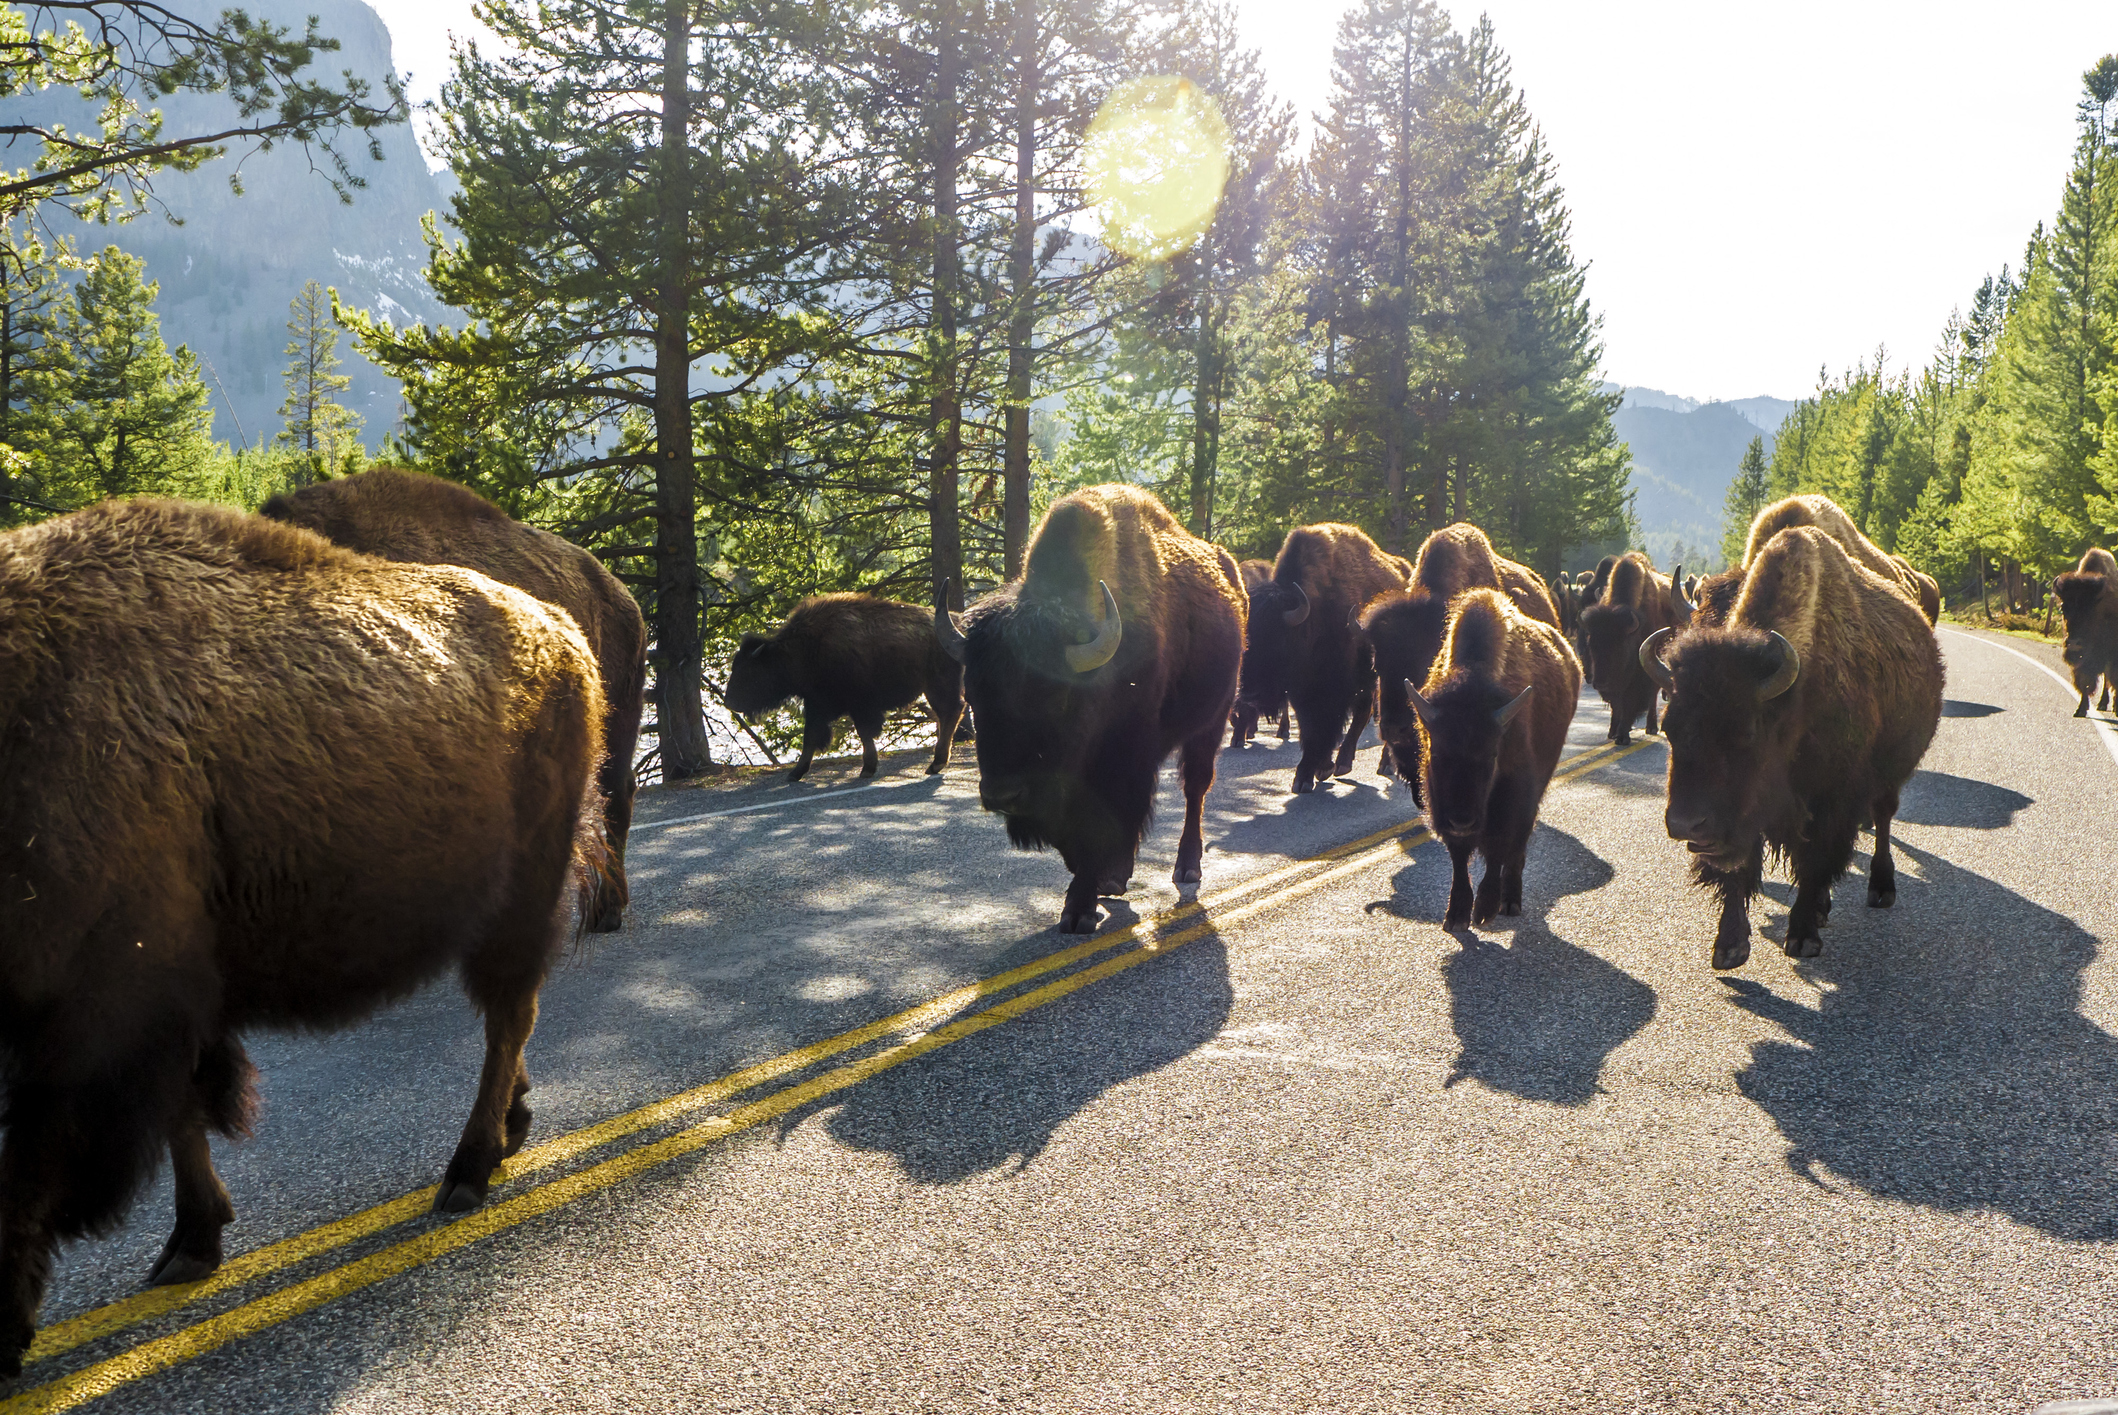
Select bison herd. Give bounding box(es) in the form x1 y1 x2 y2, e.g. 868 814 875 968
0 469 2109 1378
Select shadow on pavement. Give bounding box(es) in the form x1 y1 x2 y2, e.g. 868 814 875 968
1941 699 2003 718
1894 769 2032 829
1727 839 2118 1242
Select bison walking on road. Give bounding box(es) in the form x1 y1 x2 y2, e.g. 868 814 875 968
0 500 607 1376
726 593 965 781
1742 494 1940 625
1407 589 1581 929
263 468 646 933
1230 558 1289 746
2055 547 2118 717
1240 523 1412 793
1641 525 1943 970
936 485 1246 934
1577 552 1677 744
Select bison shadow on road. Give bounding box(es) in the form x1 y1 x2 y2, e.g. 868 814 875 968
1892 769 2031 829
1727 838 2118 1242
1369 825 1655 1108
1940 699 2003 718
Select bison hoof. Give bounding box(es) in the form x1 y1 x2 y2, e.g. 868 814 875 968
433 1179 489 1214
1867 884 1896 908
1782 931 1824 960
2075 704 2089 719
146 1249 219 1288
1711 940 1751 970
1613 732 1632 746
587 902 624 934
0 1335 24 1381
1057 907 1102 935
1173 863 1202 885
925 760 945 775
1292 771 1316 794
1096 875 1131 897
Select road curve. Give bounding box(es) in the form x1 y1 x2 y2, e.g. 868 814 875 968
8 628 2117 1413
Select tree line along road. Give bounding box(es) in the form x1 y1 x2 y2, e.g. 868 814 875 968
8 628 2117 1414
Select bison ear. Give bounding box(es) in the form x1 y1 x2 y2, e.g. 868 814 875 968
1494 683 1533 728
1405 680 1433 728
1758 631 1800 701
934 580 969 665
1638 627 1675 693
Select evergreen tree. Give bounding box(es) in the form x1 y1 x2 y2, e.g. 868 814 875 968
1720 434 1769 564
277 280 362 483
0 221 77 523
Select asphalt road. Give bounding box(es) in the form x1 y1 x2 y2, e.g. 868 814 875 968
7 627 2117 1414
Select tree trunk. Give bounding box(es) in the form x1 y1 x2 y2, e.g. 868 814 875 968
1001 0 1035 580
929 0 964 610
653 0 711 777
1189 302 1217 539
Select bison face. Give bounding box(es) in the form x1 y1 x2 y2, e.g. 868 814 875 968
1650 628 1800 872
2055 572 2108 666
1409 678 1533 840
1239 581 1309 710
1577 602 1643 704
723 634 793 716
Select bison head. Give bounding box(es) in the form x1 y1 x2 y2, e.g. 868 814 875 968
1237 579 1309 713
1577 599 1646 704
1406 676 1534 840
2054 570 2109 667
935 578 1129 854
723 633 794 717
1641 625 1800 872
1361 590 1450 784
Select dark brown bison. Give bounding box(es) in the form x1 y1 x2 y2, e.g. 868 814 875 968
1360 523 1562 807
0 499 606 1376
1229 558 1288 746
1577 552 1677 744
1406 589 1581 928
1742 493 1939 626
1551 574 1581 636
262 468 645 934
1641 525 1943 969
725 593 964 781
1241 523 1412 793
936 485 1245 934
2055 547 2118 717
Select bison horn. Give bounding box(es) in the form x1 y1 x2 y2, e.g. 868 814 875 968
934 580 969 665
1758 630 1800 701
1495 683 1533 728
1063 580 1123 674
1281 581 1311 626
1405 679 1433 728
1670 571 1695 629
1638 627 1675 693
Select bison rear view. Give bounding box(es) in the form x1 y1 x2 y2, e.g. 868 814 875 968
0 500 608 1376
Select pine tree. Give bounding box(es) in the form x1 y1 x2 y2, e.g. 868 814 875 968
0 221 77 523
1720 435 1769 564
276 280 362 484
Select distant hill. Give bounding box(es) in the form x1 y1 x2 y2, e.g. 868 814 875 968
0 0 450 444
1606 384 1796 569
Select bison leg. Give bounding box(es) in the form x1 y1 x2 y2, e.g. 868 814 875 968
1377 742 1398 779
1173 725 1221 886
586 753 636 935
0 1131 59 1378
1698 845 1762 970
2101 674 2114 712
1058 873 1104 934
149 1035 254 1287
1866 790 1900 909
1607 701 1631 746
1291 702 1341 794
1275 704 1290 741
851 707 885 779
1644 688 1661 737
1471 855 1504 927
436 992 539 1214
1442 837 1476 931
1336 679 1375 777
925 684 963 775
788 701 836 783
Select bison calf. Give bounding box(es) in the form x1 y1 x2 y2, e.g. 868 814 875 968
726 593 965 782
2055 547 2118 716
0 500 606 1376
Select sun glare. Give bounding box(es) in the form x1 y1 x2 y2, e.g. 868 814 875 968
1084 75 1232 263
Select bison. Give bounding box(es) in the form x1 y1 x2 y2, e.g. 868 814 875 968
1241 523 1412 793
0 499 607 1376
935 485 1245 934
1641 525 1943 969
1742 493 1939 626
1406 589 1581 929
262 467 646 933
2054 547 2118 717
1577 551 1677 744
725 593 964 781
1229 558 1289 745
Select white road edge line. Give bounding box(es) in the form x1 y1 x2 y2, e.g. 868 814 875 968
1939 626 2118 769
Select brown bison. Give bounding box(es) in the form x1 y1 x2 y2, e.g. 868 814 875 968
1241 523 1412 793
262 468 646 934
1742 494 1939 625
724 593 964 781
1360 523 1562 806
1641 526 1943 969
1407 589 1581 929
1577 552 1676 744
1229 558 1288 746
936 485 1245 934
2055 547 2118 717
0 500 607 1376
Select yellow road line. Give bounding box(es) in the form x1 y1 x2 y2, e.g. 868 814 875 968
12 737 1653 1404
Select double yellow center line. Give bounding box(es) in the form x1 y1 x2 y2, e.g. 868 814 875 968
6 737 1652 1414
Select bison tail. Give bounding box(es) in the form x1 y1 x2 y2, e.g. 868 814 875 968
571 773 621 943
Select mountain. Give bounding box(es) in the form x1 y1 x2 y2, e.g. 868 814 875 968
0 0 451 444
1605 385 1797 568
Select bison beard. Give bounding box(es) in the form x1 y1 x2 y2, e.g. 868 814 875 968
263 468 647 934
937 485 1245 934
1406 590 1580 929
725 593 964 781
2054 547 2118 718
1643 525 1942 970
0 500 606 1376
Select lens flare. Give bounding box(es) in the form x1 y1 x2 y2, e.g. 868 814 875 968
1084 76 1231 263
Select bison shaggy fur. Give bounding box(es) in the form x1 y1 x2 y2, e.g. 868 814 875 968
1645 525 1942 970
1577 552 1676 743
0 500 606 1374
1408 589 1581 929
725 592 964 780
2055 546 2118 717
262 467 645 933
1743 494 1939 625
940 485 1245 934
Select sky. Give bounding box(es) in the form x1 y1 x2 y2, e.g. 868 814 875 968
367 0 2117 404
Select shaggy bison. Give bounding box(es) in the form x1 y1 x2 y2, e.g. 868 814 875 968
0 500 606 1376
936 485 1245 934
1576 552 1676 744
1230 558 1289 746
263 468 646 933
2055 547 2118 717
1241 523 1411 793
1641 525 1942 969
725 593 964 781
1407 589 1581 929
1742 494 1939 625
